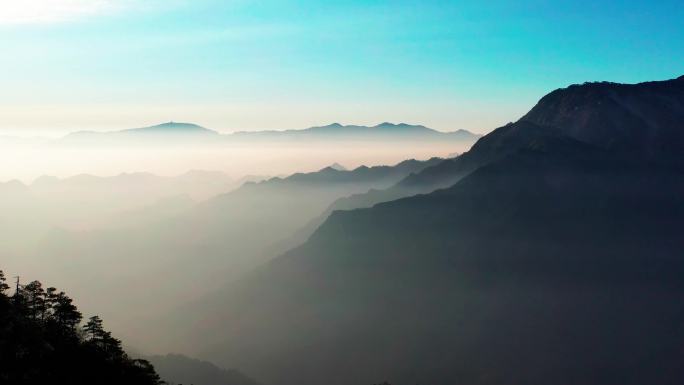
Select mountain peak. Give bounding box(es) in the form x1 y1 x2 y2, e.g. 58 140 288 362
519 75 684 164
374 122 420 128
329 162 347 171
124 122 217 134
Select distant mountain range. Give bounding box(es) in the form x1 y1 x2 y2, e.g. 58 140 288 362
0 171 266 250
59 122 481 144
231 122 480 141
65 122 219 138
167 75 684 385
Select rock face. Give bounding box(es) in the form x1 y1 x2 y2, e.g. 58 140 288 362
520 76 684 165
174 76 684 385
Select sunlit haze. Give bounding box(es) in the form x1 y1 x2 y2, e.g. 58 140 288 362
2 2 684 385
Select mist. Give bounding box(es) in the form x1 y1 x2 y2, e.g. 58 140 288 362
2 133 471 183
1 122 479 362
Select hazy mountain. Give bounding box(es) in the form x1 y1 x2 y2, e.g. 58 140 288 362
15 157 443 347
64 122 219 140
146 354 261 385
0 179 29 197
167 76 684 385
57 122 480 145
0 170 243 236
293 121 573 243
231 122 480 142
155 157 446 275
328 162 347 171
0 170 265 271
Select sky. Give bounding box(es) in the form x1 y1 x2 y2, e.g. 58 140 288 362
0 0 682 135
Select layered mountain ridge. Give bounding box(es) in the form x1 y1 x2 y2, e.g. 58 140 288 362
168 75 684 385
313 75 684 218
60 122 481 144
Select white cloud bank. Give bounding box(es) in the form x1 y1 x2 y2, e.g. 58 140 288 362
0 0 125 24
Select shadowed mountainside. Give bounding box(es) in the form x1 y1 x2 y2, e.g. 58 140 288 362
165 76 684 385
308 75 684 223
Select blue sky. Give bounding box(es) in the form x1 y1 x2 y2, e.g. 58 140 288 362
1 0 682 134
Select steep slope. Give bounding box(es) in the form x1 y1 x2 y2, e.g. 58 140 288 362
188 140 684 385
175 157 445 271
318 75 684 215
520 76 684 164
171 75 684 385
294 121 586 243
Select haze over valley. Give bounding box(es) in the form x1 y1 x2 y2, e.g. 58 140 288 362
2 2 683 385
0 122 478 183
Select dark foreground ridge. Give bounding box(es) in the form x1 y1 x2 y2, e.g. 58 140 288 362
0 270 163 385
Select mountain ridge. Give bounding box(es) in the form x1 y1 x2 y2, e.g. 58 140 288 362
166 74 684 385
59 122 481 143
307 75 684 217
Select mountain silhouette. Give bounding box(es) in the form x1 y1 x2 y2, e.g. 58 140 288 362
520 76 684 164
312 76 684 217
170 76 684 385
64 122 218 140
328 162 347 171
59 122 480 145
234 122 475 135
120 122 218 135
230 122 480 142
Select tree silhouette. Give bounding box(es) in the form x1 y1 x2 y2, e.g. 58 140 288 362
51 290 82 330
23 280 47 321
0 269 163 385
84 315 105 341
0 270 9 294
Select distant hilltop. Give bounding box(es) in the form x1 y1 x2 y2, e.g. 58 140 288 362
58 121 482 145
64 122 219 139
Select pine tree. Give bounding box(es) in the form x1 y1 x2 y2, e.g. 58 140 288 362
84 315 105 341
0 270 9 294
0 275 163 384
23 280 47 321
51 291 82 330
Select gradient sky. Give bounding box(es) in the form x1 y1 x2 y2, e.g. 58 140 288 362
1 0 682 135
